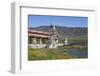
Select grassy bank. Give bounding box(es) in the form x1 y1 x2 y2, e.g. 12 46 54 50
28 48 73 60
28 45 87 60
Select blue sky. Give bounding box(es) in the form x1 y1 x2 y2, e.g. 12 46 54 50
28 15 88 27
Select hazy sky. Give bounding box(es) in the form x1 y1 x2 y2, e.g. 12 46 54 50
28 15 88 27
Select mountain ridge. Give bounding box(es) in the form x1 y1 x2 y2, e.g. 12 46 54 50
28 25 87 37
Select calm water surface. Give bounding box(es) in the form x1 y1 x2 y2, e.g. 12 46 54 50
65 49 88 58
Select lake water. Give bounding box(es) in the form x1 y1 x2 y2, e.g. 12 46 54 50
65 49 88 58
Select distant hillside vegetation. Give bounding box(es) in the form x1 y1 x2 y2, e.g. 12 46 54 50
28 25 87 38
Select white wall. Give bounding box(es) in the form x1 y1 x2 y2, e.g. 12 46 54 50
0 0 100 76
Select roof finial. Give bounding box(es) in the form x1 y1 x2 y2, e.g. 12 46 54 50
53 25 56 29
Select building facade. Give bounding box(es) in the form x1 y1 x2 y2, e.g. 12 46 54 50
28 25 59 48
28 30 50 48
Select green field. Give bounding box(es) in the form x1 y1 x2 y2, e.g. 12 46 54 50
28 48 72 60
59 36 87 45
28 46 87 60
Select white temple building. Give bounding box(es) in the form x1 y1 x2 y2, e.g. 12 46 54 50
28 25 59 48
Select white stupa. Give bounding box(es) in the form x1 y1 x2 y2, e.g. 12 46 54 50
48 25 59 48
64 37 68 45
